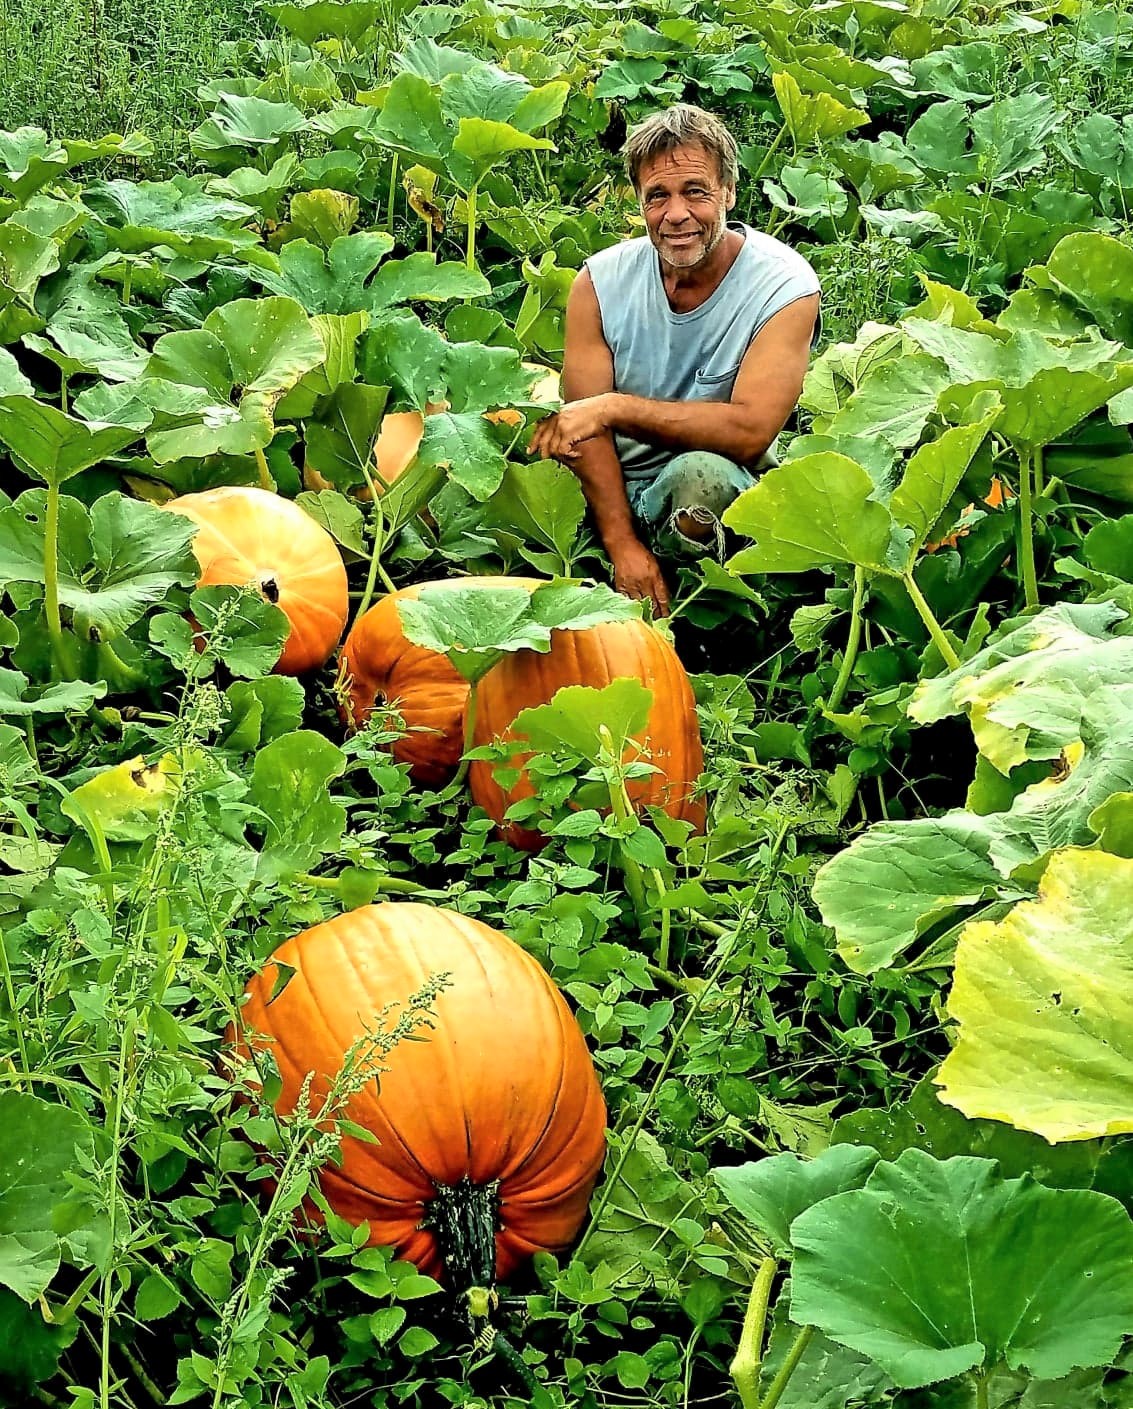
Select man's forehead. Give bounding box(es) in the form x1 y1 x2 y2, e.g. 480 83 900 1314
638 144 724 187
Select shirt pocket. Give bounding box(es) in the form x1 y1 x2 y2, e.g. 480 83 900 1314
694 363 742 394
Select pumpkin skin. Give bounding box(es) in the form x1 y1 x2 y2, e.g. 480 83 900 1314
340 577 543 786
471 618 705 851
233 902 607 1284
165 485 348 675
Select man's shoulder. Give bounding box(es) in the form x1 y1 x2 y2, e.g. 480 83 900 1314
585 233 653 281
737 225 820 287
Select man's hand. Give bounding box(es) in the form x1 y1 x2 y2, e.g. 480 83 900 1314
527 394 614 463
610 537 670 618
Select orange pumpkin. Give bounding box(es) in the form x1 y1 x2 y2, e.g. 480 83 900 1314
233 902 607 1286
471 618 705 851
165 485 348 674
339 577 543 786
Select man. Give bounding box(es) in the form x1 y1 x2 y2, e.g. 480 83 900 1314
528 104 821 618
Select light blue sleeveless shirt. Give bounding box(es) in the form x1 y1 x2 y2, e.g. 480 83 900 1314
584 222 820 480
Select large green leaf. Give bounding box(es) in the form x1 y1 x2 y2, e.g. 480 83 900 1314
0 1092 97 1302
416 410 506 501
485 459 584 571
909 602 1130 772
815 685 1133 971
142 296 325 461
823 353 952 450
398 580 639 683
509 679 654 768
938 849 1133 1142
267 0 385 44
0 398 140 487
27 270 148 383
790 1149 1133 1387
245 231 394 313
1040 232 1133 345
82 175 258 258
713 1145 879 1256
772 70 868 145
889 410 1000 545
834 1076 1133 1202
248 730 347 880
724 453 896 574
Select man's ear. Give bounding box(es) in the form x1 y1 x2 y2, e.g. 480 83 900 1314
725 183 737 211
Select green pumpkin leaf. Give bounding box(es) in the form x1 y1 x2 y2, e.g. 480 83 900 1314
82 175 258 258
509 679 653 766
889 406 1001 551
485 459 584 570
398 579 638 683
833 1075 1132 1199
724 453 896 574
772 70 868 146
713 1145 879 1256
247 231 394 313
416 410 506 501
451 117 553 186
249 730 347 880
0 398 140 487
910 602 1131 772
790 1150 1133 1386
938 849 1133 1142
0 1091 97 1302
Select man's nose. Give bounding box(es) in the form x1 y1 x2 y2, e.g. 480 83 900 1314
664 194 691 224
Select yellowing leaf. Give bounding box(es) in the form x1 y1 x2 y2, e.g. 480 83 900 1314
938 848 1133 1142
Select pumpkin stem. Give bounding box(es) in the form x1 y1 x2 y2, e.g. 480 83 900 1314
424 1176 499 1292
259 575 281 605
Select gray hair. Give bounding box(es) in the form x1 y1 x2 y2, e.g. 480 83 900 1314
623 104 740 191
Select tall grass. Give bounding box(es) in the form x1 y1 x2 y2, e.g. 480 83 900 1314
0 0 266 171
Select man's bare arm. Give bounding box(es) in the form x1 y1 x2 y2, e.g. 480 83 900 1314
530 292 820 466
540 268 670 616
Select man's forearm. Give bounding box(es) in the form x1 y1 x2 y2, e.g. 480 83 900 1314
605 392 774 465
569 434 639 552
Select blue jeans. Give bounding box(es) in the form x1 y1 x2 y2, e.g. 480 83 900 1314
625 452 757 560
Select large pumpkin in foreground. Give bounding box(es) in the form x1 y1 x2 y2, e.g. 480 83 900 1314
339 577 542 785
471 618 705 851
234 903 607 1286
166 485 348 674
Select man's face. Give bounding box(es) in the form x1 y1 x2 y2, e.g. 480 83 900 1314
636 143 736 271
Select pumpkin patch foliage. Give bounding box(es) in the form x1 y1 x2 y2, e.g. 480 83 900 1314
5 0 1133 1406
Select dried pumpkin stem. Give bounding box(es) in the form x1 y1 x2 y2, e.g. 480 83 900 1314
425 1176 499 1293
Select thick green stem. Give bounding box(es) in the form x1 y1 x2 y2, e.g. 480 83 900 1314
354 464 389 625
1016 443 1040 610
731 1258 777 1409
253 446 274 492
385 153 398 233
751 123 787 181
0 928 29 1076
602 729 651 924
465 184 478 270
826 565 866 712
43 482 65 677
298 871 429 895
759 1325 814 1409
900 571 961 671
975 1373 990 1409
438 684 479 802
